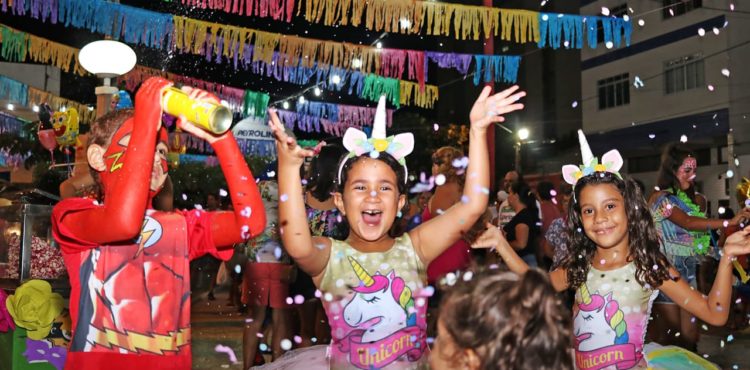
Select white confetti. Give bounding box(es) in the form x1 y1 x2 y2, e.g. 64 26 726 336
219 189 228 197
234 264 241 274
726 170 734 179
680 135 688 143
633 76 644 88
280 339 293 351
722 68 731 77
434 174 446 186
698 28 706 37
601 6 610 16
708 84 715 91
240 207 252 218
286 297 293 305
181 193 188 201
718 207 726 215
572 101 578 108
280 194 289 202
463 271 474 281
433 123 439 131
728 334 734 342
713 27 720 35
194 204 204 210
638 19 645 27
648 134 656 139
294 295 305 304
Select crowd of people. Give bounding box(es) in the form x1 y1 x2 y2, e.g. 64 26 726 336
49 78 750 370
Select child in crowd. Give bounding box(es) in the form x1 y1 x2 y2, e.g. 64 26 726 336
473 130 750 369
430 268 573 370
51 77 266 370
266 86 525 369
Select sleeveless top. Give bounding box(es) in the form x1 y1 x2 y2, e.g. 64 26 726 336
573 263 658 370
318 234 429 369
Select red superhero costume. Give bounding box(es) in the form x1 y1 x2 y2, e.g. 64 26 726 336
51 78 266 370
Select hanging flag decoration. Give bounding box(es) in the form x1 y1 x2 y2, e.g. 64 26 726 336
171 0 295 21
27 87 96 124
472 55 522 86
0 24 86 75
0 75 28 106
243 90 270 119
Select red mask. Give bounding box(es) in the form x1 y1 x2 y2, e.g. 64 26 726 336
100 118 169 200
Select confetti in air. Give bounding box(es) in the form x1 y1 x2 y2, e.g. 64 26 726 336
280 194 289 202
280 339 293 351
633 76 644 88
638 19 645 26
726 170 734 179
722 68 731 77
698 28 706 37
680 135 688 143
433 124 439 131
219 189 228 197
601 6 610 16
214 344 238 364
648 134 656 139
434 174 446 186
572 101 579 108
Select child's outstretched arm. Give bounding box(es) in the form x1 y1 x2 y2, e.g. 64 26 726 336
410 85 525 265
175 89 265 247
268 110 330 277
57 78 170 244
472 222 570 291
659 226 750 326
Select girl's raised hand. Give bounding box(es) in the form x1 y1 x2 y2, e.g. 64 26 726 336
268 109 315 167
469 85 526 131
471 222 509 250
723 226 750 258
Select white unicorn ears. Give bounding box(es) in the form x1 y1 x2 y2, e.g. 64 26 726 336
337 96 413 184
561 130 623 186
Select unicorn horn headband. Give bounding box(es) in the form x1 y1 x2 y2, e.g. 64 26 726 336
337 96 414 184
561 130 624 186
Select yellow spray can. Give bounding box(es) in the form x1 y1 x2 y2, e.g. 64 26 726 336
161 87 233 134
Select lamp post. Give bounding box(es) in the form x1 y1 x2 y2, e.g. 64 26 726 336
78 40 137 118
515 128 529 172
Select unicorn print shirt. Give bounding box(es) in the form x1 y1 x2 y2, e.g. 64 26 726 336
319 234 429 370
574 263 658 370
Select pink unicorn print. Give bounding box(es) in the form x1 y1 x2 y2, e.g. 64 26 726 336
574 284 637 370
337 256 423 369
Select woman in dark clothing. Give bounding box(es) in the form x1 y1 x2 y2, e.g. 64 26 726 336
503 181 540 267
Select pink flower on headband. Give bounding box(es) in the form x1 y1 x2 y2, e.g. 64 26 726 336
561 130 623 186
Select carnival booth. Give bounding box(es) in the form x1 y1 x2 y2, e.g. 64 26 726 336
0 185 68 370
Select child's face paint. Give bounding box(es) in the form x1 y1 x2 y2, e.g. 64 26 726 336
578 183 629 252
100 118 169 199
677 157 697 190
340 158 405 246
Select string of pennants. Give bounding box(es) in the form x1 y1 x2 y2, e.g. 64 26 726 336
161 0 632 46
0 0 632 95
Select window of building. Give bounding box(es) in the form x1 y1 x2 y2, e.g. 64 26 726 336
662 0 702 18
627 154 660 173
664 54 704 94
597 73 630 110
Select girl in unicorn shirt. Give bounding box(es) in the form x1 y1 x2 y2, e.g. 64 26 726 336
263 86 525 370
473 130 750 370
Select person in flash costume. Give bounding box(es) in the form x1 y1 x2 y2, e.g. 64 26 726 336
51 77 266 370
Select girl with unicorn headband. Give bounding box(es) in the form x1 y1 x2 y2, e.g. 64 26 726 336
264 85 526 369
473 130 750 370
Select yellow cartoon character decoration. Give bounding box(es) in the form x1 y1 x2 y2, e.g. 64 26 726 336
52 108 79 148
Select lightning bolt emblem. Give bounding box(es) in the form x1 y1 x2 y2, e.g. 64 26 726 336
136 219 158 256
107 151 125 172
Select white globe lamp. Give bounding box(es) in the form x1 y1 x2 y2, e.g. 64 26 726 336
78 40 137 117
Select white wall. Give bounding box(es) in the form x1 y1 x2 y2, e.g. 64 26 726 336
0 63 61 95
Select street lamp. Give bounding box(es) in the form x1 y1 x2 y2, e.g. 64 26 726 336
78 40 137 118
515 128 529 172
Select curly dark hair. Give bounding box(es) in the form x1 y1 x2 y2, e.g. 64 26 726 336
306 144 345 202
656 144 697 199
438 268 573 370
560 172 671 291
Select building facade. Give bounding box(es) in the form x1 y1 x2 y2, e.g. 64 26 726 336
581 0 750 213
